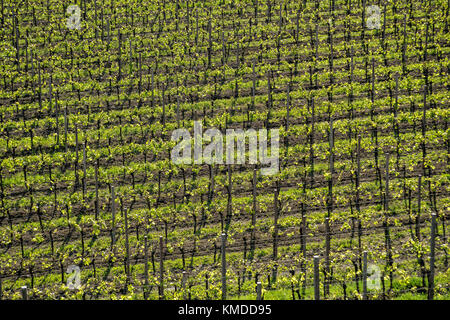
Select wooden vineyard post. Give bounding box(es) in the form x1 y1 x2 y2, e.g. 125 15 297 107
159 236 164 300
182 271 188 300
314 256 320 300
94 163 99 220
356 135 362 273
82 140 87 199
309 97 315 189
249 167 257 261
221 233 227 300
128 38 132 75
324 217 331 297
300 184 307 299
176 96 180 128
144 236 149 299
325 113 334 298
384 153 393 290
363 251 368 300
256 281 262 300
422 84 427 178
361 0 367 42
314 23 319 88
205 274 210 299
13 7 19 72
111 186 116 248
138 52 142 96
151 71 154 108
124 202 130 288
74 123 79 188
64 105 68 153
21 285 27 300
285 83 290 160
225 165 233 233
106 18 110 47
117 31 122 82
266 70 272 125
221 31 226 67
416 174 427 288
385 153 390 210
48 75 53 116
416 175 422 239
55 92 60 146
251 59 256 112
393 74 400 148
38 61 42 109
272 181 280 285
428 213 437 300
207 18 212 68
162 85 166 128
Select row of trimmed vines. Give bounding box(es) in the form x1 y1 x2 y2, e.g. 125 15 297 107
0 0 448 300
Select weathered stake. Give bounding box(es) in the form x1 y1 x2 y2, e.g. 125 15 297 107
324 217 331 297
21 285 27 300
256 281 262 300
428 213 437 300
144 236 149 299
111 186 116 247
221 233 227 300
124 203 130 287
82 141 87 198
314 255 320 300
94 164 99 220
64 105 68 153
363 251 368 300
182 271 188 300
159 236 164 300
